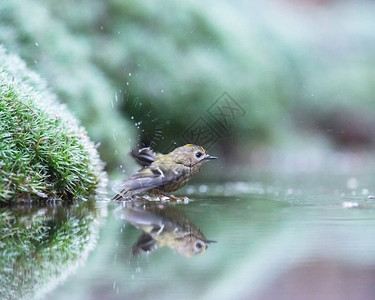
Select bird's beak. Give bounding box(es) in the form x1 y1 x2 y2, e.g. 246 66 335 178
205 239 217 244
204 155 218 160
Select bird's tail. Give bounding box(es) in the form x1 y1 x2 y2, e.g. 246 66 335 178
111 182 134 201
112 193 125 201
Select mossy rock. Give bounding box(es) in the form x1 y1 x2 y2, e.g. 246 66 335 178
0 46 106 202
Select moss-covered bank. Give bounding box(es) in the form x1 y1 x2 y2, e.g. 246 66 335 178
0 46 106 202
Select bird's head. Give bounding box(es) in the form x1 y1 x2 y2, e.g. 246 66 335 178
176 236 216 257
170 144 217 173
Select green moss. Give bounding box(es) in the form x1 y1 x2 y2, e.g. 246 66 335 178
0 46 106 202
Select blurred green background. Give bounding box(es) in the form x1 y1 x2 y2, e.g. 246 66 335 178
2 1 375 298
1 0 375 177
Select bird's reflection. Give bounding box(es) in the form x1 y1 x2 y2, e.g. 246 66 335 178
115 203 216 257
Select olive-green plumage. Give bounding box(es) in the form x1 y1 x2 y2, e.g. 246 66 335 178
112 144 217 200
119 204 216 257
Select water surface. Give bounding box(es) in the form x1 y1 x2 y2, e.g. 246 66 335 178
3 175 375 300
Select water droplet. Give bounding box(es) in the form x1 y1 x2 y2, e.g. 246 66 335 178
199 185 208 193
131 116 134 120
342 201 359 209
347 177 358 189
161 89 164 93
126 82 129 86
35 42 39 46
186 186 195 194
129 72 132 77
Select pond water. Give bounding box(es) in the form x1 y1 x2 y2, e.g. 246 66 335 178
2 174 375 300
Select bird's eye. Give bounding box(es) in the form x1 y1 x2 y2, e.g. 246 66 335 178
195 152 202 158
196 242 202 249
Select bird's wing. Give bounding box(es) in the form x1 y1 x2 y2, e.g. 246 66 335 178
132 233 157 255
112 163 188 199
130 147 156 166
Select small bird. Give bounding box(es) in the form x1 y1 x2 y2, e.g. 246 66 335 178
114 203 216 257
112 144 217 200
